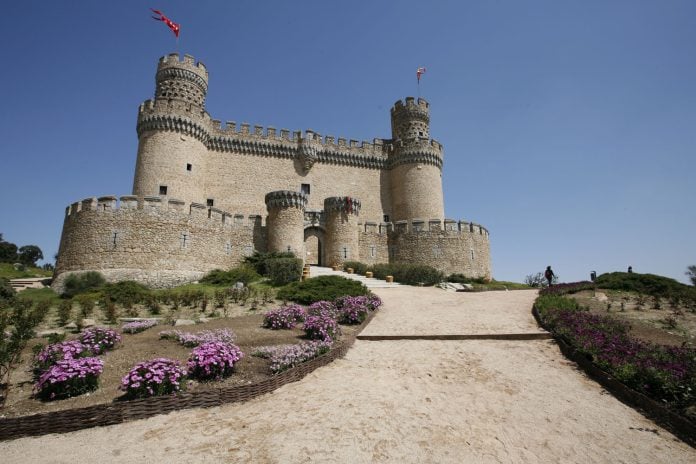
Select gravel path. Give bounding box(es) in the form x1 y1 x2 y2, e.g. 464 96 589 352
1 288 693 463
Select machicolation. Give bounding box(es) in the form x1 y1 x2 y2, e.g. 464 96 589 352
53 53 491 290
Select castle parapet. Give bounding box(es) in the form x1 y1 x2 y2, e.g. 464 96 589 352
324 196 361 216
265 190 308 211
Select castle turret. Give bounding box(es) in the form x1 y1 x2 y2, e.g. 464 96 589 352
323 196 361 267
388 97 444 221
265 190 307 257
132 53 210 204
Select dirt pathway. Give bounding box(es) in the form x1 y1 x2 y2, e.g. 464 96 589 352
1 289 693 463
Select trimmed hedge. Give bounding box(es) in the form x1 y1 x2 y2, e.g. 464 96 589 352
277 275 369 305
266 257 303 286
342 261 369 275
370 263 444 286
61 272 105 298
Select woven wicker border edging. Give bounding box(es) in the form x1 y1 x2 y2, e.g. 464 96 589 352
0 311 377 441
532 306 696 448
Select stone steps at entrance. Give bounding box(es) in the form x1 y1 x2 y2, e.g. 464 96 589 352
308 266 403 288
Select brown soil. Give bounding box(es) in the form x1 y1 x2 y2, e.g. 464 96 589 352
569 289 696 346
1 303 361 419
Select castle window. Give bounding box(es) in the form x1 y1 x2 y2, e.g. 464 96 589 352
225 241 231 255
383 215 390 223
206 199 214 207
341 246 350 259
186 163 192 171
111 231 118 248
370 245 376 258
243 246 253 257
159 185 168 195
180 232 189 249
301 183 310 195
470 249 475 261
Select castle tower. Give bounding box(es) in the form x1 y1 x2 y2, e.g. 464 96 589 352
265 190 307 257
323 196 361 267
388 97 444 221
132 53 210 204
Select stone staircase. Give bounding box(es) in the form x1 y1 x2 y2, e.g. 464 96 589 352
308 266 403 288
9 277 49 292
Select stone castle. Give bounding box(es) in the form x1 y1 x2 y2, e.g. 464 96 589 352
53 53 491 290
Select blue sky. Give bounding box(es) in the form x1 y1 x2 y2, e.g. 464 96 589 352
0 1 694 284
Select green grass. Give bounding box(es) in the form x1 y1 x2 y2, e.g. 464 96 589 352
0 262 52 279
16 287 61 306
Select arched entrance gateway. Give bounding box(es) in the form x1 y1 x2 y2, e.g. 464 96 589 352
304 227 325 266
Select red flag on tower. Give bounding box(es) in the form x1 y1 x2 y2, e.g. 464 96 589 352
151 8 180 38
416 67 427 83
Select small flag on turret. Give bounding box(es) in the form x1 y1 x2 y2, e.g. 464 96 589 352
151 8 180 38
416 67 427 83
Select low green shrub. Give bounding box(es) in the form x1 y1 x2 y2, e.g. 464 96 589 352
370 263 444 286
0 277 15 305
61 271 106 298
101 281 150 307
277 275 369 305
342 261 369 275
446 273 487 285
244 251 296 275
199 265 261 286
596 272 696 303
266 257 303 286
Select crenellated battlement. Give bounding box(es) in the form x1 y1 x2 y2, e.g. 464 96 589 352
385 218 490 236
157 53 208 80
63 195 260 228
324 196 361 216
264 190 308 211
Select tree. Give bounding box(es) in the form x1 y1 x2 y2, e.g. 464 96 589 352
0 234 18 263
17 245 43 266
686 265 696 286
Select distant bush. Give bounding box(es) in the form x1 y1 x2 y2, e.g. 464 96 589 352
595 272 696 303
199 265 261 286
244 251 296 275
342 261 369 275
447 273 488 284
266 257 303 286
277 275 369 305
370 263 444 286
101 281 150 307
61 272 106 298
0 277 15 305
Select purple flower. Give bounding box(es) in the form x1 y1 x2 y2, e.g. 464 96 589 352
253 341 332 374
122 319 158 334
80 327 121 354
187 342 244 381
120 358 186 399
33 357 104 401
263 304 307 330
303 314 341 342
159 328 236 347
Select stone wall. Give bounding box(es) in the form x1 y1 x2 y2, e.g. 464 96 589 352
357 223 390 266
52 196 258 292
323 197 361 267
388 219 491 279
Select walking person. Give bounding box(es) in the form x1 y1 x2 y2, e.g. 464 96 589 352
545 266 555 287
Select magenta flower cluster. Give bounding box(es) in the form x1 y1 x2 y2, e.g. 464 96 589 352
306 301 338 319
262 304 307 330
255 341 332 374
32 340 90 378
122 319 159 334
120 358 186 399
187 342 244 381
303 314 341 341
80 327 122 354
33 357 104 401
159 328 236 347
334 296 372 324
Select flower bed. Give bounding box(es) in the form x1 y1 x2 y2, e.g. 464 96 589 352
80 327 121 354
262 304 306 330
122 319 158 334
159 328 236 347
120 358 186 399
306 300 339 319
33 357 104 401
253 341 332 374
187 342 244 381
535 288 696 412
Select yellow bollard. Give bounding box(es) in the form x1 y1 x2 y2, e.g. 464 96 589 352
386 275 394 283
365 271 373 278
347 268 354 274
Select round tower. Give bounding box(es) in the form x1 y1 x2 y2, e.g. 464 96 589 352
388 97 444 221
132 53 210 204
323 196 361 267
265 190 307 257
